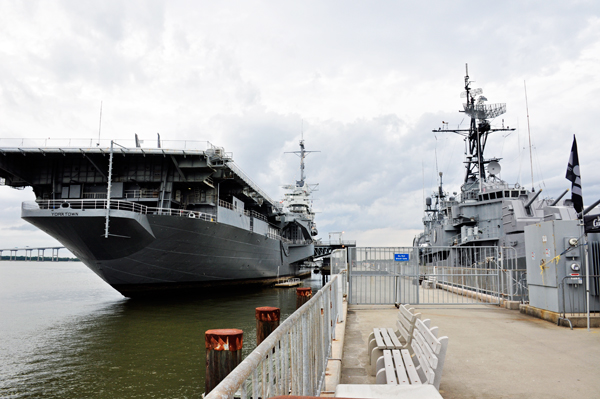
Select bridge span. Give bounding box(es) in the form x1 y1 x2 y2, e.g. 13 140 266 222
0 246 67 261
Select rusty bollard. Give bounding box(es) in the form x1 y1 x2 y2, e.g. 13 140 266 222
256 306 280 345
296 287 312 309
205 329 243 394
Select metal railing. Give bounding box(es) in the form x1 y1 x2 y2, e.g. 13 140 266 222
558 274 600 329
217 200 268 222
316 240 357 246
450 225 502 245
499 246 528 302
245 209 268 223
348 246 512 306
205 274 343 399
25 200 217 222
82 192 108 199
0 137 215 151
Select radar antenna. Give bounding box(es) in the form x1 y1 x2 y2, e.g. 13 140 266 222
434 64 515 187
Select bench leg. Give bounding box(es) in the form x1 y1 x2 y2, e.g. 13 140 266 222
367 338 376 365
375 365 387 384
370 348 383 376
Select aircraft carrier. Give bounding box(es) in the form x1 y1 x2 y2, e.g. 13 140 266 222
0 137 317 297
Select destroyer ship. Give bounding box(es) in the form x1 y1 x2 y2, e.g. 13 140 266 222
414 65 579 268
0 136 317 297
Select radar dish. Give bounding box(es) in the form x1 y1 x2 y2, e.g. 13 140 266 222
460 88 482 98
488 161 501 176
463 102 506 120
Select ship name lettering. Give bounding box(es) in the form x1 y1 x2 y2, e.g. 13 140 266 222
51 212 79 217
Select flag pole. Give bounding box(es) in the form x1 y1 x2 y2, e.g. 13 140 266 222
582 214 591 331
566 135 589 330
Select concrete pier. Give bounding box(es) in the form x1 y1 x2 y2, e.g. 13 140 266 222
338 304 600 398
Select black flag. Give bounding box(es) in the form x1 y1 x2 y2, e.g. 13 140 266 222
584 213 600 233
566 135 583 214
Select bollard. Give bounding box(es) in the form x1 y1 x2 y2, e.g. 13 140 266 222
255 306 280 345
205 328 244 394
296 287 312 309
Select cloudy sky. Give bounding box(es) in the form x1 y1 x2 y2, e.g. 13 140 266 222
0 1 599 252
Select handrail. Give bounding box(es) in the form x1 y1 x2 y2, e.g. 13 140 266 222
24 200 296 242
25 200 217 222
205 273 342 399
558 274 600 330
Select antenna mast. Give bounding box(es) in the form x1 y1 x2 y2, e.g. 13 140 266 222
524 80 534 191
97 101 103 146
285 132 320 187
434 64 515 191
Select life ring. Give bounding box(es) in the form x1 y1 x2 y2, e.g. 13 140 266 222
188 212 196 219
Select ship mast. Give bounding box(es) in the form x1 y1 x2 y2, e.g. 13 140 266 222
434 64 515 191
285 134 319 188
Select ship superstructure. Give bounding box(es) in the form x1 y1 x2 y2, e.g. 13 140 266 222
279 138 319 240
0 137 315 297
415 66 578 266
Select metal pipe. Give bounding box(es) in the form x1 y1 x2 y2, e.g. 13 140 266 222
550 189 569 206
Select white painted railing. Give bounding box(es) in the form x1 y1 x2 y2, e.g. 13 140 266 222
24 200 217 222
205 273 344 399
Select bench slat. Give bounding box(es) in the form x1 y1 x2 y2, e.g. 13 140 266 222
411 333 435 384
373 328 386 348
391 349 409 385
413 329 439 369
400 349 421 385
396 319 410 343
386 328 402 347
415 319 441 353
380 328 395 348
383 350 397 384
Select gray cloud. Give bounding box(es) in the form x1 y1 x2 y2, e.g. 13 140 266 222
0 1 599 247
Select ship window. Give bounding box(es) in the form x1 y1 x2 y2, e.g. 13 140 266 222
490 192 496 200
504 191 509 198
483 194 489 200
512 191 519 198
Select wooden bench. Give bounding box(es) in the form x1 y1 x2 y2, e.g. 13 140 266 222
375 317 449 390
366 305 421 376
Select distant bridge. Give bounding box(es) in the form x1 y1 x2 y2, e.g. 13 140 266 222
0 246 67 261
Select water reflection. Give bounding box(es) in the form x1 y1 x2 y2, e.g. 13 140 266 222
0 262 322 398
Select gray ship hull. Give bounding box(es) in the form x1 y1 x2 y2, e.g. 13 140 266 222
23 208 310 297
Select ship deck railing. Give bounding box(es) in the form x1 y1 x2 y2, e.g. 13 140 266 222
25 199 217 222
218 199 269 223
204 272 344 399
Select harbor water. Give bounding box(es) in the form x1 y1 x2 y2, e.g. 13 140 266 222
0 261 324 398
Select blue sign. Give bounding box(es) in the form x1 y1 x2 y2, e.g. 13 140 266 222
394 253 410 261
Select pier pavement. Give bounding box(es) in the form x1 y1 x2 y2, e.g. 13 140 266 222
337 304 600 399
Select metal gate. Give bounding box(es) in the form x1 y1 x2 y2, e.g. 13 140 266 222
348 246 505 305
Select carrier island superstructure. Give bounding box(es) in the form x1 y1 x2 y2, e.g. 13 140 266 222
0 137 317 297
